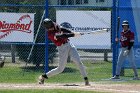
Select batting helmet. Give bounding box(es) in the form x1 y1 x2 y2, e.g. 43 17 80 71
122 20 129 27
43 18 54 29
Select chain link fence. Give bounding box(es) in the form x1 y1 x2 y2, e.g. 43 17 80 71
0 0 138 84
0 0 46 80
0 0 113 83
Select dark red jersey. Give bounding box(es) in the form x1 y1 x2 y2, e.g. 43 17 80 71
47 24 68 46
120 30 134 47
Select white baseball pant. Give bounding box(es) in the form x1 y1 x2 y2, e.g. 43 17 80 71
46 42 87 78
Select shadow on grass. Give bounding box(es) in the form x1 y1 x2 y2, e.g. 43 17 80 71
20 65 78 73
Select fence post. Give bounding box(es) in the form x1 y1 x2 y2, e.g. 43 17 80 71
112 0 117 76
45 0 49 73
104 51 108 61
11 44 15 63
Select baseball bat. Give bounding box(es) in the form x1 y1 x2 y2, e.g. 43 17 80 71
116 17 120 38
78 29 109 36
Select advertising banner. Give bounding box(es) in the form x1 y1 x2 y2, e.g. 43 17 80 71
0 13 34 42
56 10 111 49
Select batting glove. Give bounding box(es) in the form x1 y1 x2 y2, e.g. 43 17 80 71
74 32 82 37
123 50 129 56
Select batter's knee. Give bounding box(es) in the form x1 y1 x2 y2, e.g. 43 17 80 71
57 66 65 73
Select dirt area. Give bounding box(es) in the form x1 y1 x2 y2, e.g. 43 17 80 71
0 82 140 93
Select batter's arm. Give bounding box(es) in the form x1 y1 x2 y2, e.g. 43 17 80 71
60 27 73 33
57 27 81 38
55 33 75 38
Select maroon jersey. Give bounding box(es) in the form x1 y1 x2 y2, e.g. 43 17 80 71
120 30 134 47
47 24 68 46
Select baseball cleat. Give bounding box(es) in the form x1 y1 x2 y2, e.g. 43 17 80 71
85 80 90 86
110 75 120 79
38 75 45 84
133 77 140 80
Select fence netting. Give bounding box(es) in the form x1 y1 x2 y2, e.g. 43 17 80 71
0 0 138 84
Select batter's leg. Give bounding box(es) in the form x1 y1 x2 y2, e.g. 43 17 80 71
38 44 70 84
69 43 89 85
69 46 87 77
46 44 70 77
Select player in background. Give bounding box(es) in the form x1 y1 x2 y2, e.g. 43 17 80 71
38 18 90 86
111 20 139 80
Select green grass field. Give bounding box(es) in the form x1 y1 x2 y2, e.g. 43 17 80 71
0 89 108 93
0 60 140 93
0 61 112 83
0 60 140 83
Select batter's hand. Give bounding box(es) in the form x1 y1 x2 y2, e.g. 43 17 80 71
74 32 83 37
123 50 129 56
55 32 63 40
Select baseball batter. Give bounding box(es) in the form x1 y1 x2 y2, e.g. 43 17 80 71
111 20 139 80
38 18 90 86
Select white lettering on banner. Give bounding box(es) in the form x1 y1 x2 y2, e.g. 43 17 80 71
135 48 140 58
56 10 111 49
0 21 32 33
0 14 33 40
